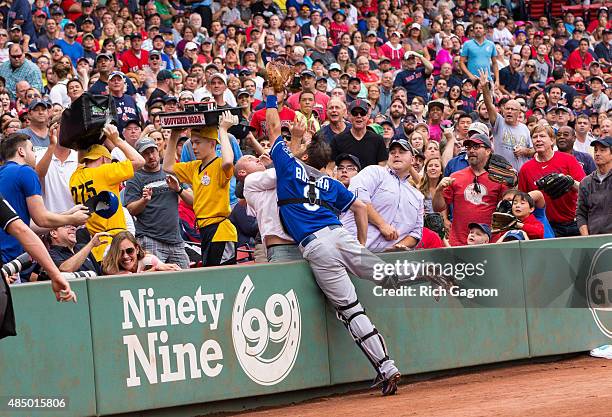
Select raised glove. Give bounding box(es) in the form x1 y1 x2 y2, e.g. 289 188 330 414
265 60 293 93
491 212 518 233
485 154 518 187
536 173 575 199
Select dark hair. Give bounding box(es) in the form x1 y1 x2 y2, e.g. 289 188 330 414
0 133 30 160
512 191 535 208
304 133 332 170
456 111 471 123
66 78 83 90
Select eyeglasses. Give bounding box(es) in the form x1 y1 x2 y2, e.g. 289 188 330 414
525 64 535 68
10 54 23 59
121 247 136 256
337 165 358 172
27 94 41 99
0 33 7 37
351 109 367 117
465 143 485 150
150 55 161 60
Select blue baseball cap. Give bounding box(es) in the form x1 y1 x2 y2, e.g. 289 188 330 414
591 136 612 147
468 223 492 239
109 71 125 80
28 99 51 111
502 230 528 241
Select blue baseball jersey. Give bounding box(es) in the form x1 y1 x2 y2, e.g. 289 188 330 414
270 135 356 243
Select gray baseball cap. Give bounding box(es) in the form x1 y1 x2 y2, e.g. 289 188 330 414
135 137 158 154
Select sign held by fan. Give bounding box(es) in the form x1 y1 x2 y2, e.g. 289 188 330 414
159 100 242 129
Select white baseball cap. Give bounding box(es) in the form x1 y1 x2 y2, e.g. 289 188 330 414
185 41 198 51
210 72 227 84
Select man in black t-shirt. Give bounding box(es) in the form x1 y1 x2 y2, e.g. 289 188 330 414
330 100 388 168
47 225 104 275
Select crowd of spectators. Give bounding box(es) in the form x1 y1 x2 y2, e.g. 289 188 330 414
0 0 611 282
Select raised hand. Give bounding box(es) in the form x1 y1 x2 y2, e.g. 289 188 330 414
219 110 239 130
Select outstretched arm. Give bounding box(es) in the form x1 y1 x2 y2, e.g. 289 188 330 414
266 93 282 142
479 69 498 125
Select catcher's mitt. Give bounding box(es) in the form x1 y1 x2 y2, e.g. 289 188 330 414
536 172 575 199
495 199 513 214
485 154 518 187
265 60 293 93
491 212 518 233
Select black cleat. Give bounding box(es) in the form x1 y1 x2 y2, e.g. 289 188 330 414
372 371 401 396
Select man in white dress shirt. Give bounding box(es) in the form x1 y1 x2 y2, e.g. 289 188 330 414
235 154 302 262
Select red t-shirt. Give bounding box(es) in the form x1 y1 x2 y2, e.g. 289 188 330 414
286 91 329 122
414 227 445 249
443 167 508 246
518 151 585 223
121 49 150 73
357 70 380 84
249 106 296 138
61 0 82 22
565 49 594 75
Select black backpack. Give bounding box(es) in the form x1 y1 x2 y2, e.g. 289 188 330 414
59 92 117 150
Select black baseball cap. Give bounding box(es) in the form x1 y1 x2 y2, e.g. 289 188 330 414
389 138 414 153
335 153 362 171
348 99 370 113
157 69 179 81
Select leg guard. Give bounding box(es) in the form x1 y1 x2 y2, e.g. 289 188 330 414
336 300 396 378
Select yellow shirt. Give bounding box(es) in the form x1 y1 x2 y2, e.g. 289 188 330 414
69 160 134 261
173 157 237 242
295 111 321 132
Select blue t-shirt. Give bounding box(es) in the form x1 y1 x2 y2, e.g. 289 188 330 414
270 135 355 243
89 78 138 96
393 67 428 101
54 39 85 67
113 94 141 133
534 207 555 239
0 162 42 262
444 153 469 177
460 39 497 80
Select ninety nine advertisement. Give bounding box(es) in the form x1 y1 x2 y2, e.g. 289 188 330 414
87 262 329 416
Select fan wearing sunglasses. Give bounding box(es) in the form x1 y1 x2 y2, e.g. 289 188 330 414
330 99 388 169
432 134 509 246
101 231 180 275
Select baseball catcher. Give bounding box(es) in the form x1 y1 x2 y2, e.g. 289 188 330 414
485 154 518 187
536 173 575 199
264 60 459 395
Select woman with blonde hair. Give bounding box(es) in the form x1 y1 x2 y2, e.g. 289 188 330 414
409 129 428 155
418 157 445 213
102 231 180 275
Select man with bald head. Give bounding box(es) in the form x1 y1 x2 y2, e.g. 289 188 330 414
479 70 534 171
320 98 351 143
